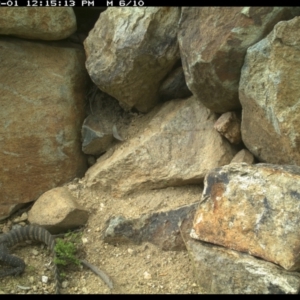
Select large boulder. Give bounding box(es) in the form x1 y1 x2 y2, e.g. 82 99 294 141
0 7 76 40
0 37 88 220
187 239 300 294
84 7 181 112
178 7 300 113
192 163 300 271
84 96 237 197
240 16 300 165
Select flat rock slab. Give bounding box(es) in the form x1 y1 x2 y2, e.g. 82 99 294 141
186 239 300 294
85 96 237 197
104 203 197 251
192 163 300 271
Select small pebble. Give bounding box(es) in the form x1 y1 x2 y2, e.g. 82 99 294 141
68 184 77 190
20 212 28 221
32 249 39 256
143 271 152 280
61 281 69 289
12 217 20 223
127 248 134 255
41 276 48 283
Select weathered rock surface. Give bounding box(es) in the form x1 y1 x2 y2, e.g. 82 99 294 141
0 37 88 220
192 163 300 271
178 7 300 113
0 7 76 40
84 7 181 112
214 111 242 144
85 96 237 197
158 66 192 102
186 239 300 294
240 16 300 165
104 203 197 251
230 149 255 164
28 187 89 234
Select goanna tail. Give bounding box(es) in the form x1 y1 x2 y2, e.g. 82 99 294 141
0 225 60 294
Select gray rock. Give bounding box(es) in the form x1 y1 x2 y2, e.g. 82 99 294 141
104 203 198 251
81 114 114 156
187 238 300 294
84 7 181 112
158 66 192 102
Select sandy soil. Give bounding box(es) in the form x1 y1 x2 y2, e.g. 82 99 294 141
0 182 205 294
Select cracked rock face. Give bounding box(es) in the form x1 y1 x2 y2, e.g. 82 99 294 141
192 163 300 271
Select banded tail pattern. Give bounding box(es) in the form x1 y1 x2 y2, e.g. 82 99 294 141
0 225 60 294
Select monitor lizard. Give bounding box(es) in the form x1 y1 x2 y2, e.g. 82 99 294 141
0 225 60 294
0 225 114 293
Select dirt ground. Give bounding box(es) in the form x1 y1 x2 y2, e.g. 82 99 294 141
0 182 205 294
